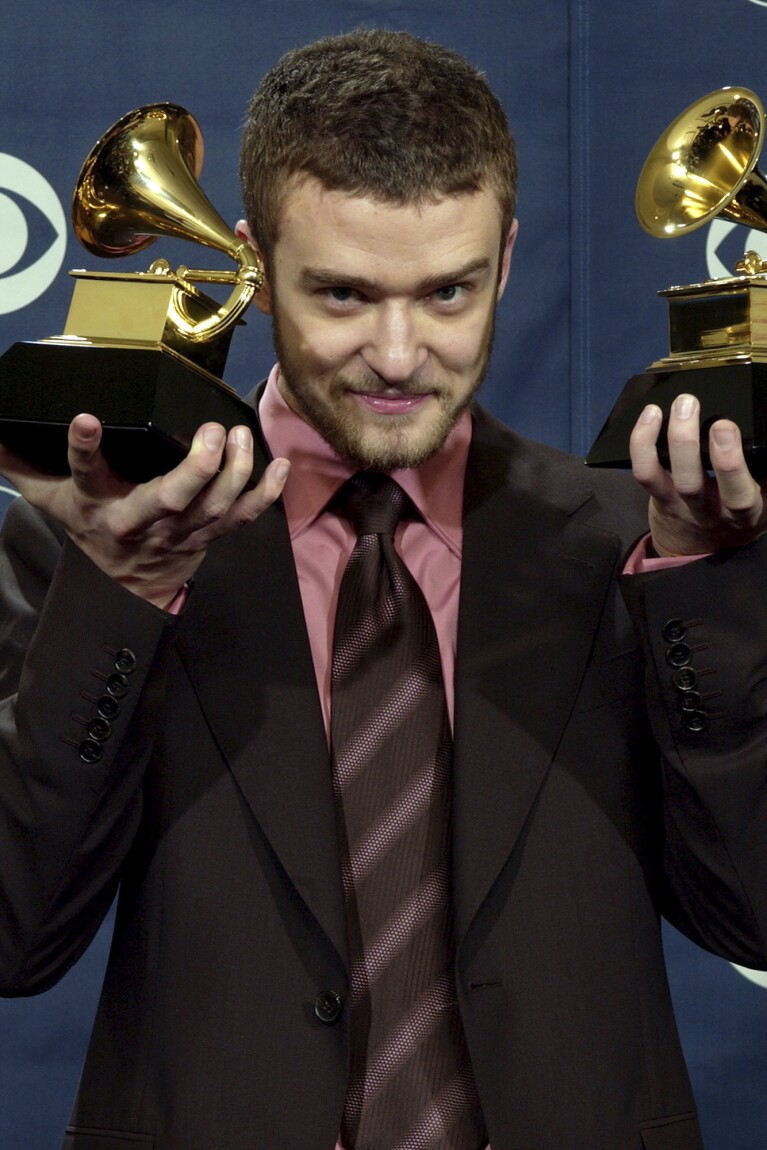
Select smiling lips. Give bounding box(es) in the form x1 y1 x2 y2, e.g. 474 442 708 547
352 391 432 415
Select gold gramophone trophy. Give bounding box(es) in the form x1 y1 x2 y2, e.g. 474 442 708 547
0 103 264 483
587 87 767 477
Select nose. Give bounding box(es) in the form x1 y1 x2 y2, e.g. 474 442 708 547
362 302 428 384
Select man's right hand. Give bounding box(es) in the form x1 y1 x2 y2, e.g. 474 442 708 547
0 413 290 609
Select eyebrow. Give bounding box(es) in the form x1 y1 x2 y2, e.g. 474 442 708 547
299 257 494 295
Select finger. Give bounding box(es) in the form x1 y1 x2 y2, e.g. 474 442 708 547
197 424 259 518
665 393 706 496
226 453 290 524
67 414 112 493
185 456 291 548
124 423 230 531
630 404 673 495
158 424 259 537
707 420 762 518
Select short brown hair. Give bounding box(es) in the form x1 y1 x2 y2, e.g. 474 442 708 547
239 29 517 269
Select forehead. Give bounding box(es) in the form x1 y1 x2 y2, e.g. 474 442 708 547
272 175 505 281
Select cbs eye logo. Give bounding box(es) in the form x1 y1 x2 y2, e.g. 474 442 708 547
0 154 66 316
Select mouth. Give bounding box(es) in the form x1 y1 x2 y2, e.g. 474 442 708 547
349 389 434 416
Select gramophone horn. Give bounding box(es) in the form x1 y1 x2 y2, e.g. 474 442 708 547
635 87 767 238
72 103 263 343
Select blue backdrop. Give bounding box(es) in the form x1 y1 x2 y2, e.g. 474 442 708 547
1 2 767 1146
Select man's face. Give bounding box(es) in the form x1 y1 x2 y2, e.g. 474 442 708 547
241 176 516 469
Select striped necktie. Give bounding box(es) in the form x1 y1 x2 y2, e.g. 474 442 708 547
330 472 486 1150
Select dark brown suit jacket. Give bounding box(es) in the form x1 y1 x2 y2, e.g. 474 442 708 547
1 404 766 1149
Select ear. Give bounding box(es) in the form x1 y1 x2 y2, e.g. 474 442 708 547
496 218 518 300
235 219 273 315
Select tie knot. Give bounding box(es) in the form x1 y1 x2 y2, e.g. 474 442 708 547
335 473 409 537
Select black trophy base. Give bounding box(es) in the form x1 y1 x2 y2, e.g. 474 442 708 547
586 361 767 479
0 341 262 485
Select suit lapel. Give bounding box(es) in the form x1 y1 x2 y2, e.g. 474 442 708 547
452 408 623 943
174 453 347 964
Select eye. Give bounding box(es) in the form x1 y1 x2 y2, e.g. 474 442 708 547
429 283 470 309
326 286 361 304
434 285 462 301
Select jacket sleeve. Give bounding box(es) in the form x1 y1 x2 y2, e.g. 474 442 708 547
0 498 174 994
621 535 767 968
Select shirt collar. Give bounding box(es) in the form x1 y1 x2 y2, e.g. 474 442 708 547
258 365 470 557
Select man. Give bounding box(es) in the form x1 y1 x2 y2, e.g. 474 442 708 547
1 27 767 1150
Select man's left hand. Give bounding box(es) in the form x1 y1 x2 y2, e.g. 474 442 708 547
630 392 767 557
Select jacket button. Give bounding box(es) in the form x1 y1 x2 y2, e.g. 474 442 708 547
87 716 112 742
662 618 687 644
114 648 137 674
666 642 691 668
314 991 343 1025
106 672 129 698
97 695 120 720
673 667 698 692
682 710 707 732
79 739 103 764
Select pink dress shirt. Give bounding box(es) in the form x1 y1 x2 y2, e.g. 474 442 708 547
623 537 707 573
